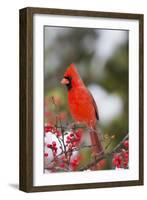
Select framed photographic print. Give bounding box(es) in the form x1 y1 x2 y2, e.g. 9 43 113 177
19 7 144 192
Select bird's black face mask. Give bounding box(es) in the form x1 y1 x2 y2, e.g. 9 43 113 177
64 76 72 90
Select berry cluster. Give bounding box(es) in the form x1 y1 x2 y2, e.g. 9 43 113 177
66 129 83 147
44 122 83 172
45 123 62 137
47 141 58 157
112 140 129 169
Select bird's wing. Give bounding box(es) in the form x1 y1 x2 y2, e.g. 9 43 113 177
88 90 99 121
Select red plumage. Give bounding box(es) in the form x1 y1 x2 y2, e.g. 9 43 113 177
61 63 103 155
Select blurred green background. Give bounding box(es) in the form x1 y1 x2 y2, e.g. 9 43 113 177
44 26 128 169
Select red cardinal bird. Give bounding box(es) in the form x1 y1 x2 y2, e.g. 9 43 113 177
61 63 103 156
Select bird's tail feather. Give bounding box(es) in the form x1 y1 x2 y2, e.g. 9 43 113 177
89 127 103 156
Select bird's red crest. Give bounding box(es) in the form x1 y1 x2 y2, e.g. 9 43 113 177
64 63 79 78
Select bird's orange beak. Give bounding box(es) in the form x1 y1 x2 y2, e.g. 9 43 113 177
61 78 69 85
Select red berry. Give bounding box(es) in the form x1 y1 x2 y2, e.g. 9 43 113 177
71 159 78 167
70 156 80 170
72 141 77 147
47 144 52 148
52 141 56 147
56 130 61 137
66 139 70 144
113 154 122 168
44 124 53 133
123 140 129 149
67 136 71 140
70 133 74 137
44 152 48 157
60 163 65 168
123 151 129 165
54 147 57 153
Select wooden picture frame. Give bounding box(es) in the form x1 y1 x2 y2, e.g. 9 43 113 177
19 7 144 192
